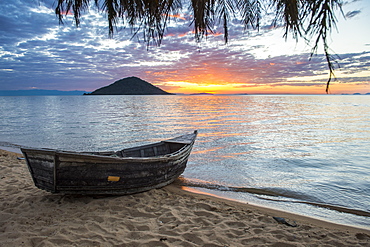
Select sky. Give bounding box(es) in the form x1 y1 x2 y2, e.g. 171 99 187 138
0 0 369 94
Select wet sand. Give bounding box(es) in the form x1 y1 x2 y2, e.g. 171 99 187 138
0 149 369 246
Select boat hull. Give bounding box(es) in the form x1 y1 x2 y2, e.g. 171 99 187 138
21 131 197 195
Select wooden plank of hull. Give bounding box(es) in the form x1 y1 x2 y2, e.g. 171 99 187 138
21 131 197 195
54 148 191 194
22 150 56 192
56 165 187 195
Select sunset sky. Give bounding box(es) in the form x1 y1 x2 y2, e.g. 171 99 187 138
0 0 369 94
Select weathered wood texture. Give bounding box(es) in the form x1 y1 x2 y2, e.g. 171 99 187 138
21 131 197 195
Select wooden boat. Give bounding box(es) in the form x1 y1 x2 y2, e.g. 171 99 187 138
21 131 197 195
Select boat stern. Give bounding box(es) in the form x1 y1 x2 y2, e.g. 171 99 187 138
21 148 57 193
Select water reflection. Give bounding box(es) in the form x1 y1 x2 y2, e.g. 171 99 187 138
0 95 369 228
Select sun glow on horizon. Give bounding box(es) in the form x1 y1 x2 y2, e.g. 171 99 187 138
160 81 254 94
157 78 370 95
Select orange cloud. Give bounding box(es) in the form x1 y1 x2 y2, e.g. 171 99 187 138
177 32 189 37
168 14 186 21
142 53 369 95
151 73 370 95
61 10 73 15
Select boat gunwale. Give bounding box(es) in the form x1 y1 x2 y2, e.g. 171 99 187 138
20 131 197 163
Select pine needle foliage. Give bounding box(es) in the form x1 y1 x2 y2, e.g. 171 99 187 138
55 0 343 92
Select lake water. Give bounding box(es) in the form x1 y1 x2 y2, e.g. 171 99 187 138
0 95 369 229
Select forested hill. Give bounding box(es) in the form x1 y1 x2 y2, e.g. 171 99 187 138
86 77 173 95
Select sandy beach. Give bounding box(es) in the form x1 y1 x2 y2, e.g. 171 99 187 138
1 149 369 247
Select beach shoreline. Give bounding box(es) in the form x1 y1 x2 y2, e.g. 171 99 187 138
1 148 369 246
169 183 370 234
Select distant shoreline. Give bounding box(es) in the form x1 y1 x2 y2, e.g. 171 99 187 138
0 89 89 96
1 90 370 96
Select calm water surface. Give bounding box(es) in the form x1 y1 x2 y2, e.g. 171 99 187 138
0 95 369 229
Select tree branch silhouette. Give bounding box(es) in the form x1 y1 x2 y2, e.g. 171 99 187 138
55 0 344 93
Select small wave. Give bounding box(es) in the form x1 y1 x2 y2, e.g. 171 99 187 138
0 142 33 154
260 197 370 218
0 142 30 151
177 177 370 218
0 141 24 148
177 177 312 199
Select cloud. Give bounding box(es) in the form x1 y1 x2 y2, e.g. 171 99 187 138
0 0 369 93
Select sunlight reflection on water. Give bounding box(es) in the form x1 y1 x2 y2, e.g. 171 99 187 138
0 95 369 228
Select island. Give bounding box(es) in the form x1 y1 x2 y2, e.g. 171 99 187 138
190 93 214 95
85 77 173 95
